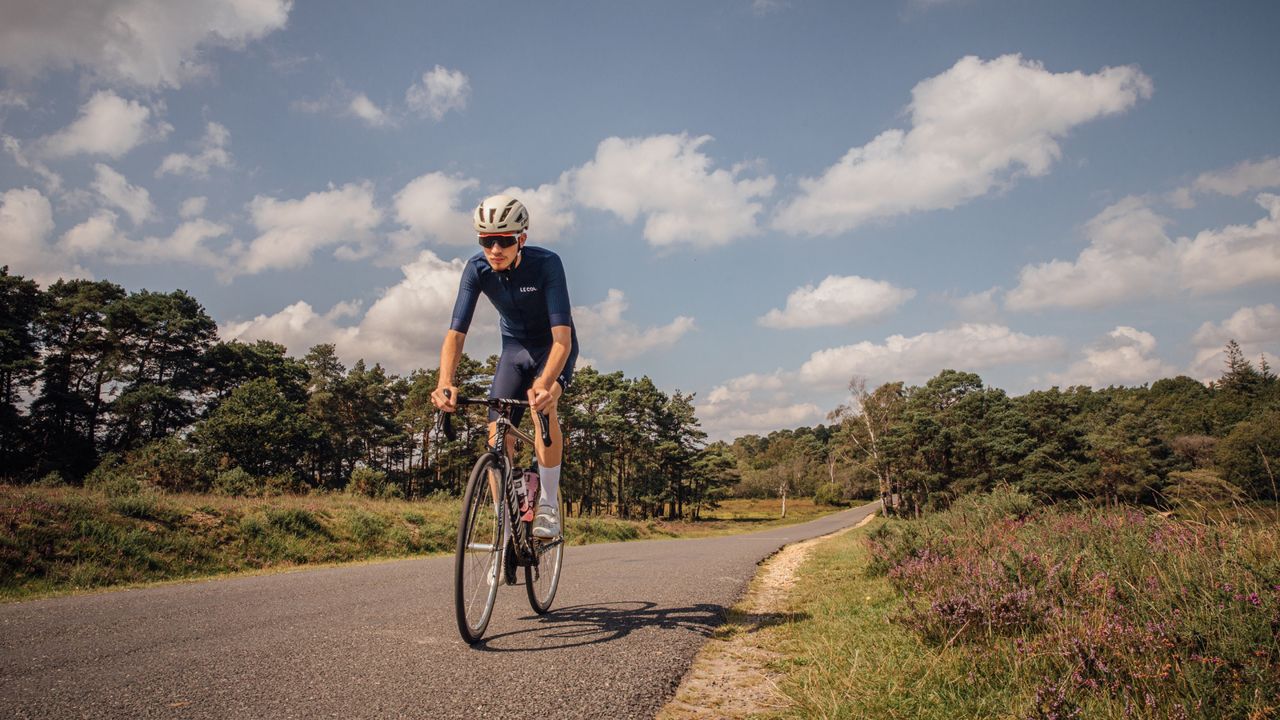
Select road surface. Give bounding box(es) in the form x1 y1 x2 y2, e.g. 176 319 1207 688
1 502 878 719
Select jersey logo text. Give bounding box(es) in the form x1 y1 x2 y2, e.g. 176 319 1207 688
520 286 538 293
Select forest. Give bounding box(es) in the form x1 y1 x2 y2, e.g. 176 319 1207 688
3 266 1278 519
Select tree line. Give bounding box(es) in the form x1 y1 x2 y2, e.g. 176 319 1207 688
724 342 1279 516
6 267 1275 518
0 268 735 519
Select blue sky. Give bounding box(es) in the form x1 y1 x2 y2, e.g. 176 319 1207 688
2 0 1278 439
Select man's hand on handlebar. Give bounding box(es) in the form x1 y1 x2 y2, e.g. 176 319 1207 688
527 381 561 414
431 385 458 412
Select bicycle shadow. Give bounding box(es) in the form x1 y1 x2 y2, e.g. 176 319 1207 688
473 600 807 652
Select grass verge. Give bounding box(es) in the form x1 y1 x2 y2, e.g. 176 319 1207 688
0 485 842 602
758 491 1280 719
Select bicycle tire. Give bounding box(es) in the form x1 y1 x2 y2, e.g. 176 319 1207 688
525 499 564 614
455 452 504 644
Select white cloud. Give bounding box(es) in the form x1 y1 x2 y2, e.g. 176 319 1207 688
134 218 232 268
0 90 28 109
221 249 499 372
1006 197 1175 310
698 371 821 440
1190 304 1280 380
696 322 1062 440
758 274 915 328
91 163 154 225
2 134 62 192
501 175 577 241
60 209 232 270
61 210 124 256
773 54 1152 235
699 399 825 441
221 300 361 364
240 182 384 274
348 93 393 128
180 196 208 219
571 289 696 363
0 0 291 89
1176 193 1280 293
797 323 1064 388
41 90 170 159
953 286 1002 321
406 66 470 121
750 0 790 15
0 186 89 285
156 121 232 177
1045 326 1177 388
1008 192 1280 310
392 172 479 249
573 133 775 247
1188 156 1280 198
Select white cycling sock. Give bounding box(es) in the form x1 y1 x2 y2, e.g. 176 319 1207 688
539 464 560 510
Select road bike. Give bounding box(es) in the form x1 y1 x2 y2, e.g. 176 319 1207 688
436 393 564 644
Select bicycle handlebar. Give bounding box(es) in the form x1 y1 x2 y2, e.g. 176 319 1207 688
435 391 553 447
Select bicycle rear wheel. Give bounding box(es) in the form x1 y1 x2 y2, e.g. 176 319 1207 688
525 499 564 614
455 453 504 644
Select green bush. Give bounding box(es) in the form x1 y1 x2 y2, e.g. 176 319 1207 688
34 471 66 488
265 507 328 537
107 493 163 520
213 467 258 497
814 482 851 507
84 454 142 497
947 483 1037 524
346 466 387 497
345 508 389 543
262 472 296 497
124 438 209 492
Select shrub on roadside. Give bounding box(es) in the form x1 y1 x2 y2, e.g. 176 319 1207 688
83 454 142 497
34 471 66 488
866 490 1280 718
123 438 210 492
212 467 257 497
346 466 387 497
814 482 851 507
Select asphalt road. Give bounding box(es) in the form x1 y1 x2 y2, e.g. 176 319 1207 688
1 502 878 719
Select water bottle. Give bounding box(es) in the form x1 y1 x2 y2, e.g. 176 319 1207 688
521 469 540 522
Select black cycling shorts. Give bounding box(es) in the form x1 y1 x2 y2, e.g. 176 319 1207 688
488 332 579 426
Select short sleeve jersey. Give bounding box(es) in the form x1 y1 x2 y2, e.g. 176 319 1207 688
449 246 573 343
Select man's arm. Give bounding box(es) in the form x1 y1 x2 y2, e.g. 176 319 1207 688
432 329 466 412
529 325 572 413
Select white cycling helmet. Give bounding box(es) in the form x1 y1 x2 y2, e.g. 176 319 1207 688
474 194 529 234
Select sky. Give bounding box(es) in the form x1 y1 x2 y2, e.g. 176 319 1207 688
1 0 1278 441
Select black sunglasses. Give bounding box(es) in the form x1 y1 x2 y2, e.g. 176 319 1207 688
478 234 519 249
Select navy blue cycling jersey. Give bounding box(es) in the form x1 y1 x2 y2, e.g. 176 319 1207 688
449 246 574 343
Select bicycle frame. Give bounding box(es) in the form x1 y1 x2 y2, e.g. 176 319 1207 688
449 398 560 570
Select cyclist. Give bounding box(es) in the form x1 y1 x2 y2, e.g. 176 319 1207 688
431 194 578 540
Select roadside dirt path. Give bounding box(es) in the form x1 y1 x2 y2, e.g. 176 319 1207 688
657 512 877 719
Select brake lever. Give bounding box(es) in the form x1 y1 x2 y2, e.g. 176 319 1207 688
436 389 457 441
537 411 551 447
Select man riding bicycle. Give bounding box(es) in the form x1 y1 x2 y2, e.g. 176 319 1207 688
431 194 579 540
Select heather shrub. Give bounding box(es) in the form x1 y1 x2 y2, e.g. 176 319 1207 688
867 494 1280 718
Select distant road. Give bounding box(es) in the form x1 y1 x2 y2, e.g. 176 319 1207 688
1 502 878 719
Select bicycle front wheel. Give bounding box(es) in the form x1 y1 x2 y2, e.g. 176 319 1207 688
525 499 564 614
455 453 504 644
